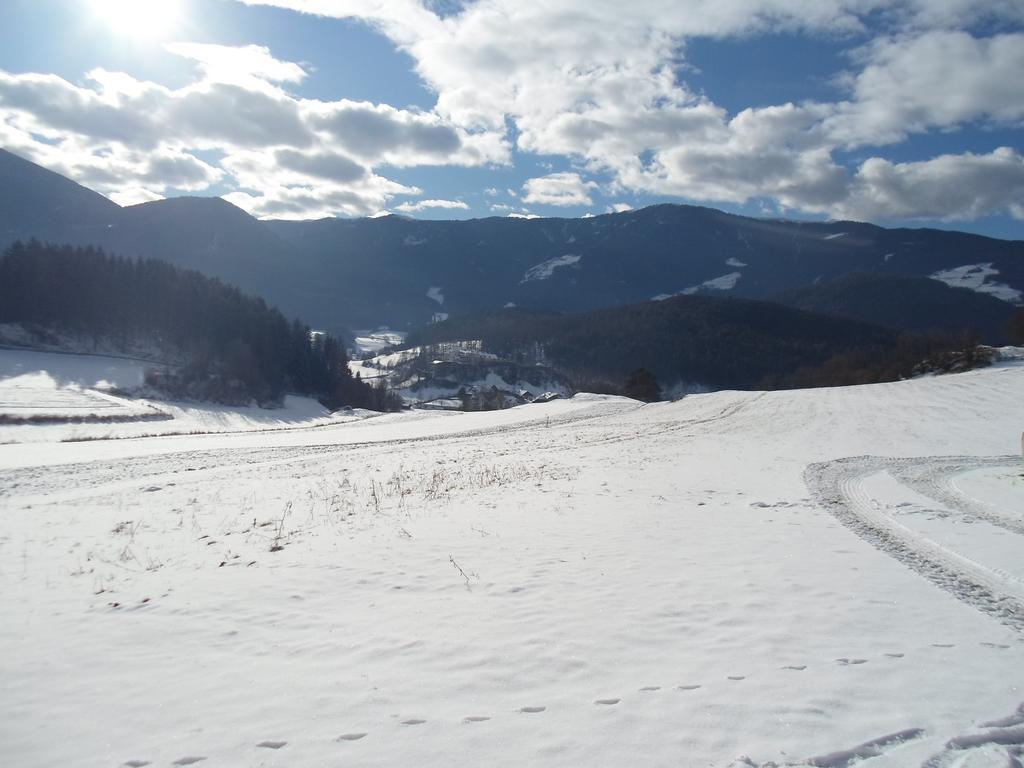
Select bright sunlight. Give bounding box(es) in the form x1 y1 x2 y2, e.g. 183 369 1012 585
88 0 184 38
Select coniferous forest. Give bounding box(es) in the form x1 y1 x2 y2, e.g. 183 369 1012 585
0 240 395 409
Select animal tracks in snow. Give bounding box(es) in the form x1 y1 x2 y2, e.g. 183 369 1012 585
118 651 954 766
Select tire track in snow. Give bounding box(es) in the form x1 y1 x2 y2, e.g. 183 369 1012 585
804 455 1024 634
0 399 639 502
890 459 1024 536
575 392 767 448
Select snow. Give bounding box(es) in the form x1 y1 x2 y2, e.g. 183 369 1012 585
1 358 1024 767
654 272 744 301
930 263 1023 304
824 232 848 240
403 235 427 246
521 253 581 283
726 257 747 267
353 329 408 355
0 349 373 443
394 371 571 405
682 271 743 295
427 286 445 305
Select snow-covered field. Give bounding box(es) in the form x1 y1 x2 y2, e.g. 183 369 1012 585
1 357 1023 767
0 349 371 443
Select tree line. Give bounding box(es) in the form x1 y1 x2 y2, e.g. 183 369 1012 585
0 240 397 409
408 295 1002 395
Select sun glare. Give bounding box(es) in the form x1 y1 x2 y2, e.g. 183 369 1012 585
88 0 183 39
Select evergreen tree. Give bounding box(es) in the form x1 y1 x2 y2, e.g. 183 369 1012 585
624 368 662 402
0 241 399 410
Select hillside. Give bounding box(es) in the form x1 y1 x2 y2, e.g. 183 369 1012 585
2 346 1022 768
775 273 1018 343
0 241 382 408
2 149 1022 336
407 296 901 392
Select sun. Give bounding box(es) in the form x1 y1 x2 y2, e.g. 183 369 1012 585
88 0 184 38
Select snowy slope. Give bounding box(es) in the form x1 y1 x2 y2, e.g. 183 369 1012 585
0 349 371 443
1 361 1023 768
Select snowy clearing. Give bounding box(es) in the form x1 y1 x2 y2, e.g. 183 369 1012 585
930 263 1023 304
352 329 408 355
0 349 370 443
521 253 581 283
1 357 1023 767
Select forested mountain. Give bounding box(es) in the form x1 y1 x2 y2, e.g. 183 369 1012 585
775 273 1018 343
2 148 1022 337
406 297 903 392
0 148 120 244
0 240 392 408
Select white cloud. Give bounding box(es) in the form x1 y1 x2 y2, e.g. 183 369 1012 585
826 31 1024 148
838 147 1024 222
165 42 308 89
522 172 598 207
0 40 507 218
5 1 1024 223
608 202 633 213
394 198 470 213
235 0 1024 223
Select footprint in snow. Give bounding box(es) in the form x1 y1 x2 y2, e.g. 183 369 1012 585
337 733 367 742
883 653 905 658
402 719 426 726
677 685 701 691
172 759 206 766
782 665 807 671
123 761 149 767
836 658 868 665
519 706 546 714
257 741 287 749
463 716 491 723
639 686 661 692
595 698 620 706
931 643 955 648
981 642 1010 649
727 675 746 681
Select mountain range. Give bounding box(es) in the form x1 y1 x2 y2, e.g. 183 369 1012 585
2 147 1021 339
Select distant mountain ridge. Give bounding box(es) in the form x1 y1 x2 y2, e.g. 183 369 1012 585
2 147 1022 337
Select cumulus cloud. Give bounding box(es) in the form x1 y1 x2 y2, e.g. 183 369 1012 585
310 101 462 164
838 147 1024 221
522 172 598 207
394 198 470 213
5 0 1024 222
236 0 1024 223
165 42 308 88
826 31 1024 147
0 38 505 218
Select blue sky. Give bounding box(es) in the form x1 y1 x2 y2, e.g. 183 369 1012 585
0 0 1022 239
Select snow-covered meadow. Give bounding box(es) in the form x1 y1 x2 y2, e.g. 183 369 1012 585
0 349 372 444
1 352 1022 767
